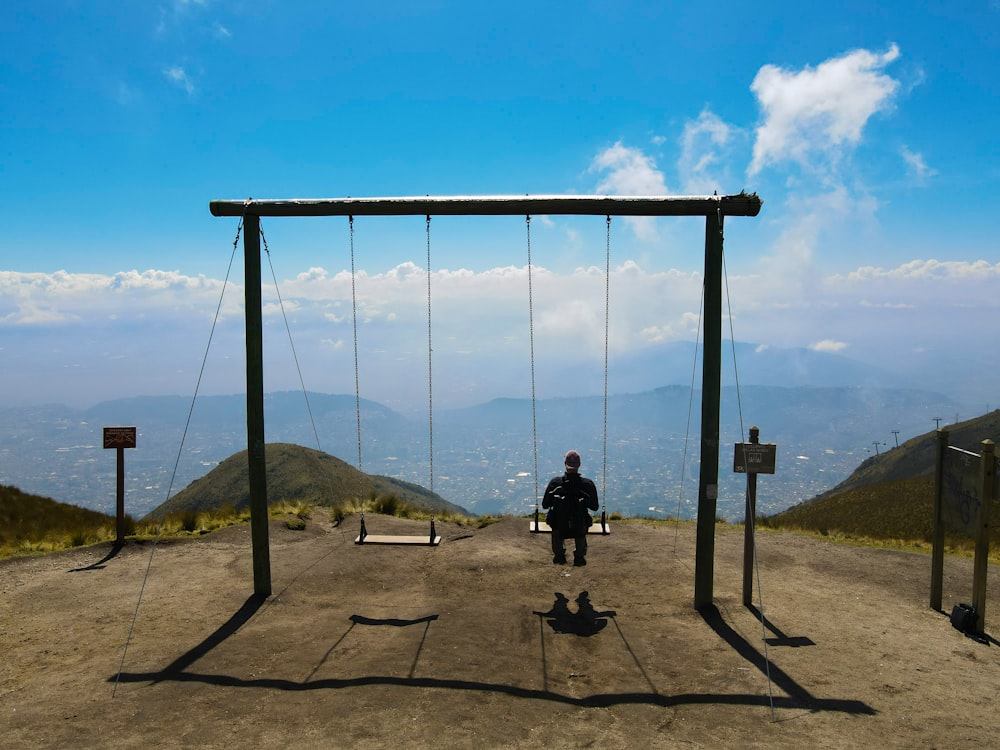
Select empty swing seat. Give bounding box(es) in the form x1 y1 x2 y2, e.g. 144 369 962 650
355 515 442 546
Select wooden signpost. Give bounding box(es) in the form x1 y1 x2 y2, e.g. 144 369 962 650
104 426 136 545
734 426 776 605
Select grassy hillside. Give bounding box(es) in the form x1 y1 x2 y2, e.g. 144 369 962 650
763 409 1000 555
811 409 1000 499
147 442 469 519
0 485 122 556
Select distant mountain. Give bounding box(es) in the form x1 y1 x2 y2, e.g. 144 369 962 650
147 442 469 520
0 383 978 521
606 341 907 393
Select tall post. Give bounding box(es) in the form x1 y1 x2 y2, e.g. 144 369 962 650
742 426 760 606
972 439 995 632
244 214 272 597
695 211 723 610
116 446 126 544
929 429 948 610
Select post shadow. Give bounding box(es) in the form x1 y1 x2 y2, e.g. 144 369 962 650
745 604 815 647
69 540 126 572
150 593 267 682
699 604 872 715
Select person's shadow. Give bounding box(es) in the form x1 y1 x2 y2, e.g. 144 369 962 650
534 591 616 637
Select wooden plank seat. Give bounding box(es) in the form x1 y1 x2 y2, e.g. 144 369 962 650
529 511 611 535
355 514 441 546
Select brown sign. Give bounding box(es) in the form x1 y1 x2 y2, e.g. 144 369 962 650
733 442 776 474
103 426 137 449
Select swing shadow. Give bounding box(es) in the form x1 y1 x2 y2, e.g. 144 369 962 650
745 604 815 648
306 614 440 682
110 597 874 715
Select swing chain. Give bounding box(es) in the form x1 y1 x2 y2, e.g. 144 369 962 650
602 215 611 510
349 215 363 472
426 215 434 493
526 215 539 513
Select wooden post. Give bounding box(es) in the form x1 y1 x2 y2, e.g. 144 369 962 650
972 439 994 632
116 447 126 544
742 426 760 606
103 426 136 546
930 429 948 611
695 211 723 610
244 214 272 597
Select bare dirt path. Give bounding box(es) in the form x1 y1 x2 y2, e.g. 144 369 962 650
2 515 998 749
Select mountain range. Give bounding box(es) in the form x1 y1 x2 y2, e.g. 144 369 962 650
0 379 981 523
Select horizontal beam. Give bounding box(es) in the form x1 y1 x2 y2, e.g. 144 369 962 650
209 192 762 219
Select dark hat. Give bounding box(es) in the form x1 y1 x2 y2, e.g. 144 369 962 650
564 450 581 469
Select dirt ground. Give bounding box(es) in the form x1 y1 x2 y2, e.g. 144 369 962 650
2 514 999 749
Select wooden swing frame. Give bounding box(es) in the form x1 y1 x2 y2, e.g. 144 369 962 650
210 192 763 609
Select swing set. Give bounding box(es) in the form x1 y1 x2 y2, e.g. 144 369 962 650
209 193 762 610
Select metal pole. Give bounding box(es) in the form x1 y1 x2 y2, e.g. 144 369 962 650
244 215 271 597
695 211 723 610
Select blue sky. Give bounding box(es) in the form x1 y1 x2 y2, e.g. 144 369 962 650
1 1 998 412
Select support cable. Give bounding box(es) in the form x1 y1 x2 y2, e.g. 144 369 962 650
722 230 777 722
264 224 350 541
261 225 322 452
114 218 243 697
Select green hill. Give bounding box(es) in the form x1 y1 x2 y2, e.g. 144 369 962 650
764 410 1000 549
0 485 119 552
147 442 470 519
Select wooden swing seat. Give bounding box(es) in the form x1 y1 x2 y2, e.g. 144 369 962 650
529 514 611 535
355 515 441 546
355 533 442 546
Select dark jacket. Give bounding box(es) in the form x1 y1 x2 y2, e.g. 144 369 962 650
542 472 599 536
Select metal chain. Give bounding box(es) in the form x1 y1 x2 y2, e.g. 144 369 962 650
602 215 611 512
526 215 539 512
425 215 434 494
349 216 363 472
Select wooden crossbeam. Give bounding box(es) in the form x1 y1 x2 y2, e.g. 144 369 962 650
210 192 762 218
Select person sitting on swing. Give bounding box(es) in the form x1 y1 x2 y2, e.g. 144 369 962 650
542 450 599 566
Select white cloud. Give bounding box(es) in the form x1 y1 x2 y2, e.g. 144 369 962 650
591 141 668 195
589 141 669 242
809 339 848 353
0 269 238 326
678 109 741 194
900 146 937 182
2 258 998 408
164 66 195 95
749 45 901 176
